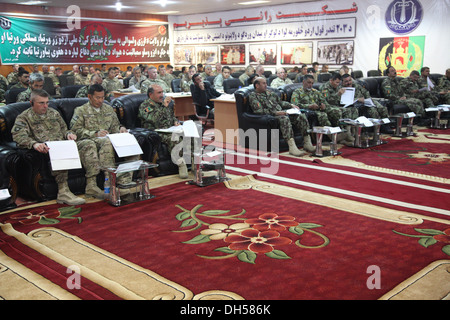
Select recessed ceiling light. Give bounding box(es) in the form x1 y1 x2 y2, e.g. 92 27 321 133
238 0 270 5
115 1 122 11
18 1 49 4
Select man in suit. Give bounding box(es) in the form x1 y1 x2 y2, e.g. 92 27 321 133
191 73 222 119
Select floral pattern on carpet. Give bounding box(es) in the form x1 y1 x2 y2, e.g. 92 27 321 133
173 205 329 264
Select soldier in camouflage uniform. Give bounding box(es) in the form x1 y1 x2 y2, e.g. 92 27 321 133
238 65 255 86
138 84 187 178
381 67 425 116
291 75 342 127
180 65 197 93
437 68 450 104
270 67 293 88
102 67 123 93
320 73 358 120
157 65 175 90
17 73 45 102
140 66 171 94
11 90 85 205
341 74 389 119
7 64 20 85
0 74 8 103
249 77 314 156
75 75 113 101
70 84 138 197
74 66 91 86
400 70 438 108
10 69 30 90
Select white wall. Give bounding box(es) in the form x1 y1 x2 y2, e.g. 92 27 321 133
169 0 450 76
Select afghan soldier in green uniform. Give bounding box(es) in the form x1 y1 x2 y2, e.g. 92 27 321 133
291 75 342 127
381 66 425 116
270 67 293 88
400 70 438 108
138 84 187 178
11 90 85 205
249 77 314 156
140 66 171 94
200 65 215 83
102 67 123 93
437 68 450 104
341 74 389 119
320 74 358 120
0 74 8 103
70 84 137 197
10 69 30 90
17 73 45 102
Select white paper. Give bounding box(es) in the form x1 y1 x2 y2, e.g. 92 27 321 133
356 116 373 127
46 140 82 171
116 160 143 173
286 108 301 115
107 133 143 158
427 77 435 90
364 98 375 107
182 120 200 138
340 87 355 106
156 125 184 134
0 189 11 201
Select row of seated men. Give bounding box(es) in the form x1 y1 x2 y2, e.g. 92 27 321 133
3 66 449 206
8 83 189 207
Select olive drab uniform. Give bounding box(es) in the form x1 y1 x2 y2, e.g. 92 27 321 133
70 101 139 183
291 87 342 127
381 77 425 116
249 90 309 140
400 77 438 108
319 81 358 119
140 78 171 94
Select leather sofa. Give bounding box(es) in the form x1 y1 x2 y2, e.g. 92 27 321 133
0 145 19 212
234 86 306 152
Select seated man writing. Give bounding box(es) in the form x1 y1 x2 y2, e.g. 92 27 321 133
249 77 314 156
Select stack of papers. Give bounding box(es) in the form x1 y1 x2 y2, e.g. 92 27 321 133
155 120 200 138
46 140 82 171
286 108 301 115
312 126 342 134
107 133 143 158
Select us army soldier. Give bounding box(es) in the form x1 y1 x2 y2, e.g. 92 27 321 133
12 90 85 205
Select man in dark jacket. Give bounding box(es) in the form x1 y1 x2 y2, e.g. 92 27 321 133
190 73 222 119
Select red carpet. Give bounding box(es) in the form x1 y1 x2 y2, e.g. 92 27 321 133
1 176 449 300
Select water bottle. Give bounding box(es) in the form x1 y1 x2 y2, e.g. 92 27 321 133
104 177 110 199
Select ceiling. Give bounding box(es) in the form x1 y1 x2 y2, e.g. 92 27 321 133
1 0 319 16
